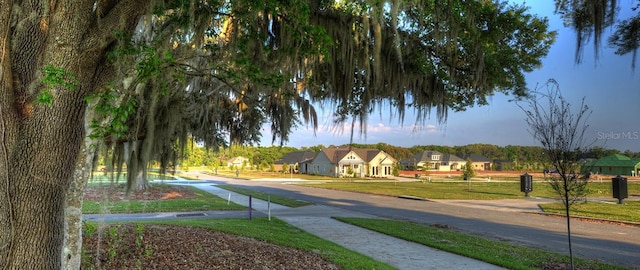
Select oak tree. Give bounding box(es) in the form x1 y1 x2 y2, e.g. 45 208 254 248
0 1 555 269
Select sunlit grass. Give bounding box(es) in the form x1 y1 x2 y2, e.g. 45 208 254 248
539 200 640 222
303 181 640 200
304 181 551 200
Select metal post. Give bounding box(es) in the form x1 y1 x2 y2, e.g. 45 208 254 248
248 195 252 220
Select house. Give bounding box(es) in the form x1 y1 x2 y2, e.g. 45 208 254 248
273 151 317 173
461 154 493 171
582 154 640 176
226 156 250 169
399 151 442 170
441 154 466 171
399 151 465 171
309 146 397 178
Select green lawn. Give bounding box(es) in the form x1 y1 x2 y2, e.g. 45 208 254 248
540 200 640 222
83 185 246 214
304 181 640 200
303 181 554 199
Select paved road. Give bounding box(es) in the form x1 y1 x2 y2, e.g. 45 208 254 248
179 174 640 269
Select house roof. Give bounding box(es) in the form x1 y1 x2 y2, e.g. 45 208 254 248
442 154 465 163
585 154 640 167
274 151 317 164
399 151 445 164
320 146 393 164
461 154 492 162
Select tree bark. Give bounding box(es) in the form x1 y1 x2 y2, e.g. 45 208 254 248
0 1 150 268
63 109 99 270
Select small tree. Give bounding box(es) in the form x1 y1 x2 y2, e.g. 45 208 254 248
392 163 400 177
519 79 592 269
462 159 476 180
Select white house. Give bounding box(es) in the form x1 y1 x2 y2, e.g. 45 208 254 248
310 146 396 178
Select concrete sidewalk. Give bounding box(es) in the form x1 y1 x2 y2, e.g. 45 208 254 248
186 182 505 270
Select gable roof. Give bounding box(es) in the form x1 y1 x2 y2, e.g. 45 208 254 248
399 151 444 164
442 154 465 162
274 151 317 164
585 154 640 167
319 146 392 164
461 154 492 162
319 147 349 163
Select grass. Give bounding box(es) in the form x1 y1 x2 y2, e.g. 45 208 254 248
335 217 626 270
216 184 312 207
305 181 640 200
304 181 553 199
142 218 396 270
539 200 640 223
83 185 247 214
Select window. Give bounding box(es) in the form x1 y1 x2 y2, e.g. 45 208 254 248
432 155 440 160
353 165 359 169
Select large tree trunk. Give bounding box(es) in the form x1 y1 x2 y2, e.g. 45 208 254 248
0 2 150 268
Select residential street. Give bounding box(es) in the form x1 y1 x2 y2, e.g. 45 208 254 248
183 173 640 269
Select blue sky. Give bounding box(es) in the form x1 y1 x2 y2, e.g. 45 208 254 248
261 1 640 152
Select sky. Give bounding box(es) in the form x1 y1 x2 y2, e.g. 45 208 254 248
260 1 640 152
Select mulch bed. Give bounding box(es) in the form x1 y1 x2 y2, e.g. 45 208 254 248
82 185 341 269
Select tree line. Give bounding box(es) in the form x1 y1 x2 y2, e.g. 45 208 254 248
175 142 639 171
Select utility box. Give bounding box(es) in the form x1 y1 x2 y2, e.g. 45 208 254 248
520 173 533 197
612 175 628 204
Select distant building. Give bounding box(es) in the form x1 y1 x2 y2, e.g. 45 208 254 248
226 156 250 168
461 154 492 171
273 151 317 173
399 151 465 171
582 154 640 176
